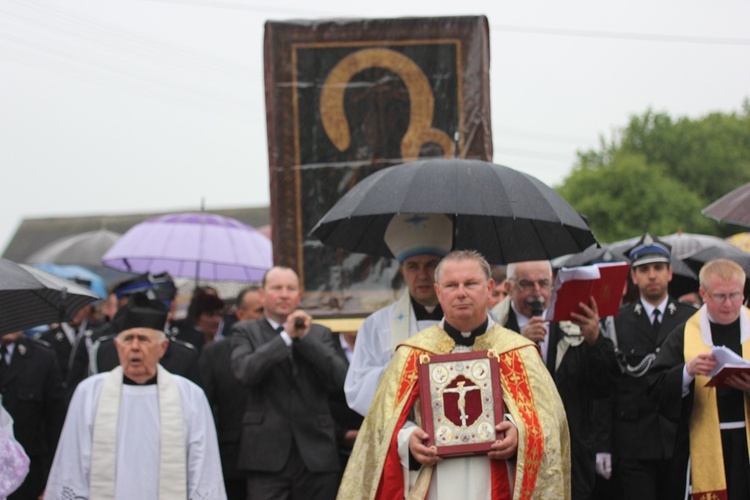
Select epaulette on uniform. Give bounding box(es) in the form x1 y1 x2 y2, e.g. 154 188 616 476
96 333 118 345
29 336 53 350
170 336 198 352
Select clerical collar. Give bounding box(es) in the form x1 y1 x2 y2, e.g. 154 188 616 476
123 374 158 385
412 300 443 321
443 318 489 346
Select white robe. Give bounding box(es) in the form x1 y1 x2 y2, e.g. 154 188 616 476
44 372 226 500
344 292 440 416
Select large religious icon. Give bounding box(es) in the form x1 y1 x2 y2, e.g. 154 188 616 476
418 350 504 457
264 16 493 319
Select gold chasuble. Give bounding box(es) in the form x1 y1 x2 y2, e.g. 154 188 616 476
338 323 570 500
683 308 750 500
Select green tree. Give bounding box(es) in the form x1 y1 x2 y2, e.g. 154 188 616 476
558 100 750 241
558 152 715 242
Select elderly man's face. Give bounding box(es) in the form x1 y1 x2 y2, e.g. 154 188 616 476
700 273 745 325
509 261 552 318
401 255 441 307
435 258 493 330
115 328 168 383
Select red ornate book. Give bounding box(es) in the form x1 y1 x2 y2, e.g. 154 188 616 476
418 350 504 457
547 262 630 322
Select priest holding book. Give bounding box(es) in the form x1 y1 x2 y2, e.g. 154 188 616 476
338 251 570 499
651 258 750 500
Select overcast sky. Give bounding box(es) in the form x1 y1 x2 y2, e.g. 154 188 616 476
1 0 749 255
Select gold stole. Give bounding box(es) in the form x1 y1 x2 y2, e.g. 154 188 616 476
683 308 750 499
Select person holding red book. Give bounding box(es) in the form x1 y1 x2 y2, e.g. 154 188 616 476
652 258 750 499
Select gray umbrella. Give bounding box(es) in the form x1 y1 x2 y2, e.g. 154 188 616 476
0 258 100 335
310 159 598 264
26 229 121 267
682 245 750 278
702 182 750 227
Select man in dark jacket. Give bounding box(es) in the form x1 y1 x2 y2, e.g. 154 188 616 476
230 266 347 500
0 330 64 499
604 234 695 499
491 259 617 500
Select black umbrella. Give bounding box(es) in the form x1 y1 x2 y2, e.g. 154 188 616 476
682 245 750 278
702 182 750 227
552 243 628 269
310 159 598 264
0 258 100 336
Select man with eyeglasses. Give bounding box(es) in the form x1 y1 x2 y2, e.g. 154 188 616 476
651 258 750 499
595 233 696 500
491 260 617 499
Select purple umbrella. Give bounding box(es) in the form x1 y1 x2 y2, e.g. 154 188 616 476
102 213 272 282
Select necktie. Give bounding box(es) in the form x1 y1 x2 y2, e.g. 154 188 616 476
277 326 296 372
653 309 661 334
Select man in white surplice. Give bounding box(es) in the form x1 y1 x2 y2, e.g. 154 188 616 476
344 213 452 416
44 295 226 500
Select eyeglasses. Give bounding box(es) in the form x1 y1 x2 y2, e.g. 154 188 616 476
706 292 743 304
512 279 551 293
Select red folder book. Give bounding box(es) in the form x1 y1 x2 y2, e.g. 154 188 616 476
705 346 750 387
705 365 750 387
546 262 630 322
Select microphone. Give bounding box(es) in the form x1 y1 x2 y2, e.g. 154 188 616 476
530 300 544 317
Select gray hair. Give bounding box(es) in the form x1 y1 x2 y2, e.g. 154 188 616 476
434 250 491 284
506 261 552 282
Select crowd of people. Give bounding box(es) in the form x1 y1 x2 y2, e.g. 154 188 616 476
1 216 749 500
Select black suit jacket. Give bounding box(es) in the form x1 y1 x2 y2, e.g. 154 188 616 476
609 297 696 459
0 337 64 498
504 309 617 499
230 318 347 473
199 337 247 480
328 334 364 458
36 321 101 383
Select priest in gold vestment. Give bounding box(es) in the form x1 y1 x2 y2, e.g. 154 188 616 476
338 251 570 500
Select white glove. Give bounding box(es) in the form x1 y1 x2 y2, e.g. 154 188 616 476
595 452 612 479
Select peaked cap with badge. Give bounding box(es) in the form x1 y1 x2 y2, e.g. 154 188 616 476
627 232 672 268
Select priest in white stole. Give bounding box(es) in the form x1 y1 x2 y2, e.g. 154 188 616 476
44 294 226 500
345 213 452 417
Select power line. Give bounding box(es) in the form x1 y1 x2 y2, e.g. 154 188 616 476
490 23 750 47
146 0 750 47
